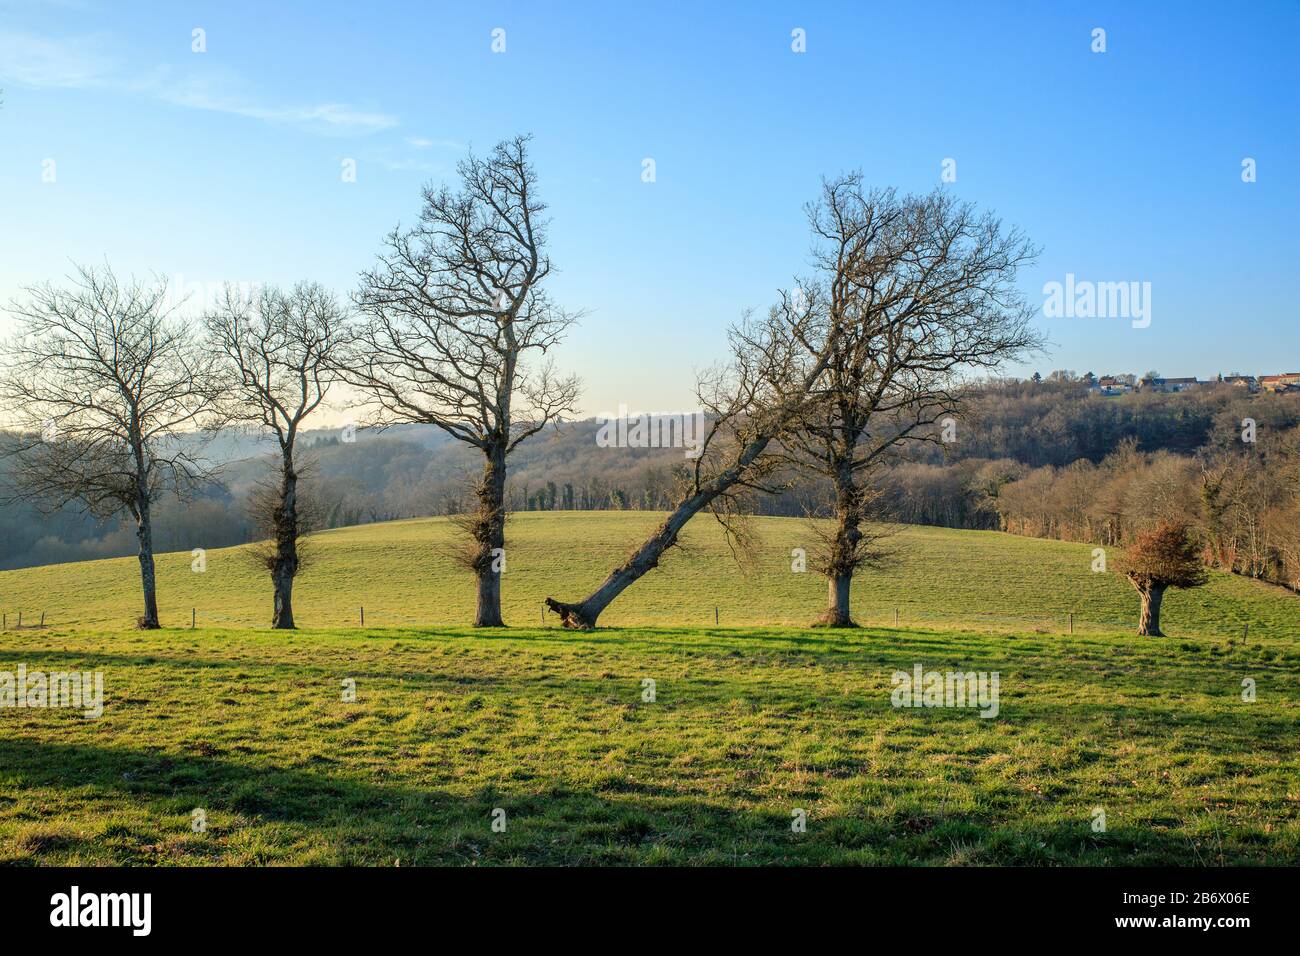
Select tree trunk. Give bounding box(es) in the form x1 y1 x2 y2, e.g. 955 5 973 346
272 563 295 629
546 433 777 629
473 444 507 627
544 332 838 630
136 498 161 629
271 456 299 630
1137 583 1165 636
815 454 862 627
819 574 854 627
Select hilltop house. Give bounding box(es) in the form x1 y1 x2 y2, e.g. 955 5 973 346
1220 374 1259 393
1137 375 1203 393
1089 375 1133 396
1060 370 1294 396
1260 373 1300 393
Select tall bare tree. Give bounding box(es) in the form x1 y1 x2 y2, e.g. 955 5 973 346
343 135 580 626
784 177 1041 626
0 264 221 628
545 292 836 629
206 282 349 629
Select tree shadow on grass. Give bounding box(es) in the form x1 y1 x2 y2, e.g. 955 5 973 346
0 737 1274 866
0 647 523 693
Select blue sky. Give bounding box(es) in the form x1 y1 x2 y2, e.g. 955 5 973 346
1 0 1296 419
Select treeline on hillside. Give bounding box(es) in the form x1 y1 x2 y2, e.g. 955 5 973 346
0 426 690 569
873 383 1300 588
993 429 1300 588
915 376 1300 467
877 428 1300 589
3 382 1299 579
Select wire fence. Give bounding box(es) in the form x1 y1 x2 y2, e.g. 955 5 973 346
843 606 1264 642
0 602 1278 644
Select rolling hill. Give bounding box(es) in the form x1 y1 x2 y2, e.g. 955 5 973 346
1 512 1297 639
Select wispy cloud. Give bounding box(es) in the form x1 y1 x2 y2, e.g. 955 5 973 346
406 136 465 150
0 30 397 136
151 70 397 134
367 150 446 174
0 30 115 88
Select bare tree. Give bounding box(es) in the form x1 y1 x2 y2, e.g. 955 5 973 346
342 135 580 627
0 264 221 628
782 177 1041 626
1120 521 1209 636
206 282 349 629
545 293 837 629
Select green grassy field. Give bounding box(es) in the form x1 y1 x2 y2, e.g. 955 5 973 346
1 512 1298 638
1 514 1297 865
1 624 1297 865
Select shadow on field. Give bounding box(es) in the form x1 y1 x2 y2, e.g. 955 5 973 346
0 646 522 693
0 737 1243 866
2 625 1264 675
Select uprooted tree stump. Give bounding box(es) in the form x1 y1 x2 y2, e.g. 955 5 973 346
544 598 597 630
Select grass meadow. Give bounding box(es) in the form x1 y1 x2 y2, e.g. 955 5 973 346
2 512 1298 638
1 513 1297 865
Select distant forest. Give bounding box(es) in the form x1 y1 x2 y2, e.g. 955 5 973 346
3 376 1299 588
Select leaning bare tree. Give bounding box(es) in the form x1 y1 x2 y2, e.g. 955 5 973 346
0 264 221 628
783 177 1041 626
206 282 349 629
545 291 836 629
343 135 579 627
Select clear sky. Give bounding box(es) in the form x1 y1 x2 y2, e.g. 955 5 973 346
1 0 1296 421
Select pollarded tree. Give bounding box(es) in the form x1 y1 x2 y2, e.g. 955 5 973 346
1120 521 1209 636
783 176 1041 626
0 264 222 628
343 135 580 627
206 282 350 629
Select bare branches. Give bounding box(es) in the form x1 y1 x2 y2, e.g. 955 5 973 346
204 280 351 627
241 457 323 570
544 288 841 629
800 486 896 575
0 263 223 627
784 176 1044 624
794 175 1044 469
689 293 832 531
343 135 581 448
205 281 350 449
340 135 580 626
0 263 223 516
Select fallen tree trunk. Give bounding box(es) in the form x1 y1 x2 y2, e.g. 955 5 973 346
546 300 836 629
545 432 775 629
